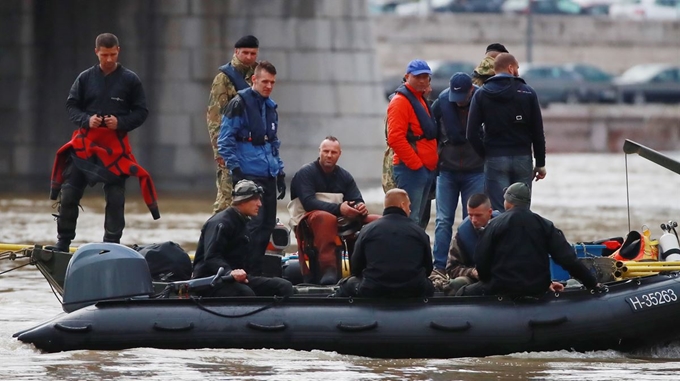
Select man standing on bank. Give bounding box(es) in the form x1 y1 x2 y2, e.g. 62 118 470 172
386 59 438 228
218 61 285 276
50 33 156 252
466 53 547 212
207 35 259 214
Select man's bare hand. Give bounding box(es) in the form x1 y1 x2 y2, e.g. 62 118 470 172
230 269 248 284
533 166 547 182
339 201 361 218
104 115 118 130
216 157 225 167
89 115 103 128
549 281 564 292
354 202 369 216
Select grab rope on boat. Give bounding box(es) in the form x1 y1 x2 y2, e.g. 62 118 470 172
189 295 288 318
0 248 33 275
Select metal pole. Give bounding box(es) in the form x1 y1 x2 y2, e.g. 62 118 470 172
526 0 534 63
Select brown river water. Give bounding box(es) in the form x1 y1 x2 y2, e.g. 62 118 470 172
2 152 680 380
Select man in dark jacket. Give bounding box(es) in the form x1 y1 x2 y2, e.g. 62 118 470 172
430 73 485 276
337 189 434 298
466 53 547 212
289 136 380 285
192 180 293 297
50 33 152 252
457 183 601 297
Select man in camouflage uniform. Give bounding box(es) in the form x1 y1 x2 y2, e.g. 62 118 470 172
206 35 259 214
471 43 509 87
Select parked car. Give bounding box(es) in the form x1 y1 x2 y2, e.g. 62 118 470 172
434 0 506 13
520 64 585 106
614 64 680 104
572 0 623 14
383 60 476 100
609 0 680 20
562 63 618 103
394 0 455 15
502 0 583 14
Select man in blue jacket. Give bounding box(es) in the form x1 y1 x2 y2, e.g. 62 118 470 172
466 53 547 211
430 73 485 277
217 61 285 276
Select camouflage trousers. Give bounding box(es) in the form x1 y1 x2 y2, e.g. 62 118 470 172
381 146 396 193
213 166 233 214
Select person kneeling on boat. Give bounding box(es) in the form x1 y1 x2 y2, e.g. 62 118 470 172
456 182 601 297
336 189 435 298
192 180 293 297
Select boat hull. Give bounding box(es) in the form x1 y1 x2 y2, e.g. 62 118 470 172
15 274 680 358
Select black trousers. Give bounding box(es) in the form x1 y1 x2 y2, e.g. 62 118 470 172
242 176 277 276
57 162 126 243
202 275 293 297
337 276 435 298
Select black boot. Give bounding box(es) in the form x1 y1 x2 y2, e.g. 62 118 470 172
46 240 70 253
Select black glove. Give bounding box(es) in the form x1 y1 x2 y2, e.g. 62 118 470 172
231 168 244 185
276 173 286 200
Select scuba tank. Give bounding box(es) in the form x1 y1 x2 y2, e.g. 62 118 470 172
659 221 680 262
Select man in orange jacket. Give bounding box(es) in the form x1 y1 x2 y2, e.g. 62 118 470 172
386 59 438 228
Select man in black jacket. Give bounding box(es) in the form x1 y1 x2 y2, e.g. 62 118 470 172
289 136 380 285
51 33 150 252
466 53 547 212
192 180 293 297
457 182 601 297
337 189 434 298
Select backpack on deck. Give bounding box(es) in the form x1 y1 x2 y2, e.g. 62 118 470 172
132 241 193 281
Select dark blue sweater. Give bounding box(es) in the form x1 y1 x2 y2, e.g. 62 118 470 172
466 74 546 167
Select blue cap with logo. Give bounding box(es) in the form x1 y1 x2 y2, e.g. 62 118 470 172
406 59 432 76
448 72 473 103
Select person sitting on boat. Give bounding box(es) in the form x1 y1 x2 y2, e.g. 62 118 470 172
288 136 381 285
456 182 601 297
192 180 293 297
444 193 500 294
336 188 435 298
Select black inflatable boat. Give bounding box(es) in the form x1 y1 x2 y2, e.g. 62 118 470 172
14 242 680 358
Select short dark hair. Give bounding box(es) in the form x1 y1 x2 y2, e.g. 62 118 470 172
467 193 490 209
255 61 276 76
324 136 339 142
95 33 119 49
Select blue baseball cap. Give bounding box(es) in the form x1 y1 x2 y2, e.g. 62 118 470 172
448 72 473 103
406 59 432 76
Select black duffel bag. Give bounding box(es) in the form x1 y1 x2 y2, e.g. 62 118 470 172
132 241 192 281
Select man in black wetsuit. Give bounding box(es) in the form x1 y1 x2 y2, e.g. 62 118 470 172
457 182 603 297
192 180 293 297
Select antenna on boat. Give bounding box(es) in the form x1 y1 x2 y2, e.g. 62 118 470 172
624 153 631 232
622 139 680 233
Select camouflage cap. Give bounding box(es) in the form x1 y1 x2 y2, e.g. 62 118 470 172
232 180 264 203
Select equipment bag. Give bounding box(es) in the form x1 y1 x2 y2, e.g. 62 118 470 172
132 241 192 281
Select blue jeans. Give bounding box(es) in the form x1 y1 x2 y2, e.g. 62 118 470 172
432 170 485 270
484 155 533 212
393 163 435 228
